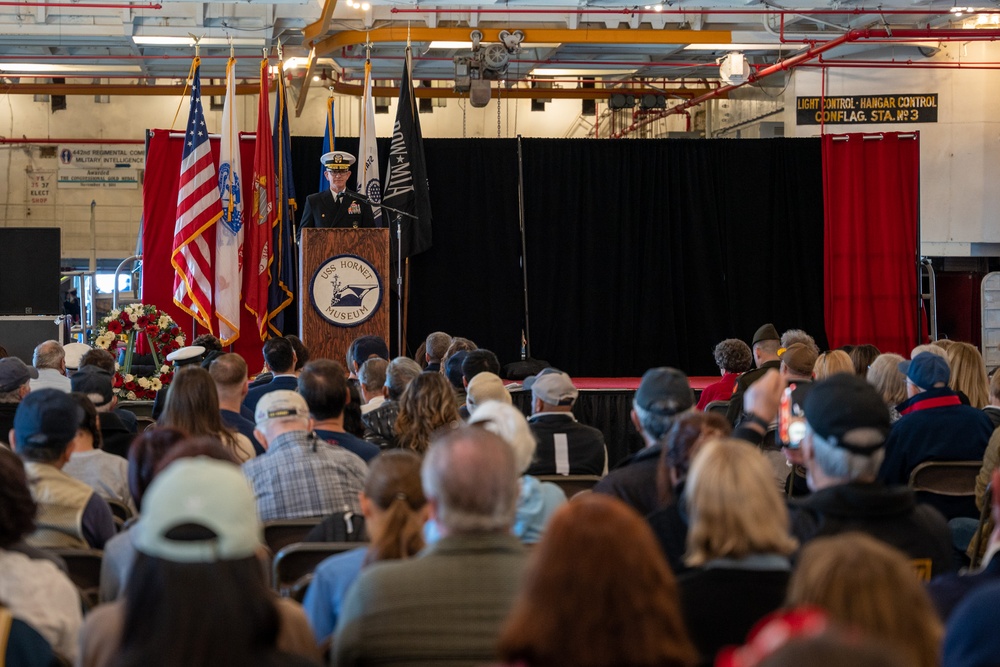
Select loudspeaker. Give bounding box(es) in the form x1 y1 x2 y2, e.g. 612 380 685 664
0 228 61 315
0 317 63 362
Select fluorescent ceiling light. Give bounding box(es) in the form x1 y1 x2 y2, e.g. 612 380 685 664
682 43 798 51
531 67 638 76
428 40 562 49
133 36 266 47
0 64 143 73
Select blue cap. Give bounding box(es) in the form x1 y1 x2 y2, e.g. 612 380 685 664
14 388 82 449
444 350 469 389
898 352 950 390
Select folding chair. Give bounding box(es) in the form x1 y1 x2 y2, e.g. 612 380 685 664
534 474 602 498
263 518 325 555
46 548 102 610
271 542 364 598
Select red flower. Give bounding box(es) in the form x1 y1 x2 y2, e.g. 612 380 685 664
160 371 174 384
119 312 132 324
113 373 124 388
124 381 138 392
136 315 150 328
159 331 171 343
146 324 159 337
169 340 180 351
107 320 123 334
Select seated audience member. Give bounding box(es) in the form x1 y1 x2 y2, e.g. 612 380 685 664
62 393 135 513
285 335 310 373
696 338 753 411
412 341 427 370
244 390 366 521
971 425 1000 564
459 349 501 418
912 343 949 360
523 369 607 476
362 357 422 449
928 467 1000 619
157 366 255 462
78 457 321 667
849 343 881 377
71 365 134 458
781 328 820 356
786 373 954 577
62 342 92 374
878 352 993 519
208 353 264 455
333 427 526 666
150 345 208 420
303 450 427 646
357 357 388 415
394 371 460 455
985 367 1000 430
423 331 451 373
77 348 137 435
813 349 854 381
947 341 990 409
191 333 224 368
469 401 566 543
0 604 55 667
786 532 943 667
443 350 469 408
299 359 380 463
497 494 698 667
243 337 299 413
0 448 81 662
11 389 115 549
0 356 37 447
678 438 797 665
347 335 390 380
593 367 695 515
646 412 731 574
29 340 70 392
465 371 511 416
343 382 368 439
441 337 476 370
100 427 186 603
941 579 1000 667
866 353 907 423
727 323 781 425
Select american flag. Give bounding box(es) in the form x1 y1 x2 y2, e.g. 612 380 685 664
171 57 222 333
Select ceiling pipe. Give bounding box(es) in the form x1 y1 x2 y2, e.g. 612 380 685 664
0 138 144 144
0 1 160 7
388 6 962 16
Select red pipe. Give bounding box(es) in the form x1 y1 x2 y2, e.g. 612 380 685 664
0 1 160 7
809 61 1000 69
0 138 144 144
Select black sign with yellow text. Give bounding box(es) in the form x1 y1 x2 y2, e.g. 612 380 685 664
796 94 938 125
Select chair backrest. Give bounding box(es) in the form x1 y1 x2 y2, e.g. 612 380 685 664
271 541 364 594
45 548 102 610
263 518 325 555
907 460 981 497
534 474 602 498
704 400 730 417
105 498 133 523
136 416 156 432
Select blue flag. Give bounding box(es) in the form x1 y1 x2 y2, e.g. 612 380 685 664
318 97 334 193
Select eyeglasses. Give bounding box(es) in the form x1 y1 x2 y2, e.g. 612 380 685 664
326 169 350 177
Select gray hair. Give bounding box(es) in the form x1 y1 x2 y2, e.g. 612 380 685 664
632 402 681 441
424 332 452 363
781 329 820 355
358 357 388 392
32 340 64 371
384 357 422 400
421 426 519 534
808 427 885 482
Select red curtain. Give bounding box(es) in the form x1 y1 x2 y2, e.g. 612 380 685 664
141 130 265 372
822 132 920 355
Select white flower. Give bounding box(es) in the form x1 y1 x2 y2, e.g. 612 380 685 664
137 378 151 389
151 378 163 391
128 312 138 323
126 391 137 400
160 365 171 374
109 309 121 318
123 374 134 383
158 315 170 329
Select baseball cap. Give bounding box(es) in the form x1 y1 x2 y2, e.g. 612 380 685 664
752 323 780 346
444 350 468 390
132 457 262 563
254 390 309 426
71 365 114 407
527 371 578 406
802 373 891 452
898 352 950 390
466 372 511 414
522 366 560 393
62 343 92 371
779 342 819 377
0 357 38 393
634 367 694 416
13 388 82 448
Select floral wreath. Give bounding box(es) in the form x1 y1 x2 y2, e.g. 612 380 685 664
92 303 186 400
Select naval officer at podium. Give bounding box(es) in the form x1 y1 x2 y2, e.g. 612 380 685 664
299 151 378 232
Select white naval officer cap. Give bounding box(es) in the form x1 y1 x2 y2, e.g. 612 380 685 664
321 151 356 171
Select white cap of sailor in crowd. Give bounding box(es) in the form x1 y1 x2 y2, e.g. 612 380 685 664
321 151 356 194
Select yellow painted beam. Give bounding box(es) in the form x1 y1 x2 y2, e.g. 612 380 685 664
331 80 721 100
303 0 339 45
314 26 733 57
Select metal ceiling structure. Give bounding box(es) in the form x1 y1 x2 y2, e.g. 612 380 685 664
0 0 997 102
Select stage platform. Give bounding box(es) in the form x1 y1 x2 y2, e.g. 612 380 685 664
509 376 718 469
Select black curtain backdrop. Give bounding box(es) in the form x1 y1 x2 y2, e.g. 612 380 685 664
289 136 826 377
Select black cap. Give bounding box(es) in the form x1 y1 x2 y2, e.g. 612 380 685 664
803 374 890 453
14 388 82 449
752 323 780 346
71 365 114 407
634 367 694 416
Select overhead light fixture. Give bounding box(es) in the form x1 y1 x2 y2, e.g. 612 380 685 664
531 68 638 76
643 4 665 11
683 43 800 51
0 64 143 73
429 40 562 50
133 36 267 47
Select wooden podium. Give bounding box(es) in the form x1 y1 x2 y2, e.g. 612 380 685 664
299 228 390 363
